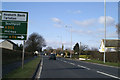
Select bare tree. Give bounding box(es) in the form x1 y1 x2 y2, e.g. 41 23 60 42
46 46 53 55
80 45 89 51
115 24 120 38
25 32 46 53
91 47 98 51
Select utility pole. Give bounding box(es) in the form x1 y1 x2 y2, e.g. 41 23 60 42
22 40 25 69
70 27 72 58
79 42 81 58
104 0 106 63
65 25 72 58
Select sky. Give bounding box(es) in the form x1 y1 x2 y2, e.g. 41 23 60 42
0 2 118 49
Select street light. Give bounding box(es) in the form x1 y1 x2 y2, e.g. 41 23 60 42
57 35 62 48
104 0 106 63
65 25 72 58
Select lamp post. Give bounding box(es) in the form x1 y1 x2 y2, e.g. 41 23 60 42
57 35 62 48
104 0 106 63
65 25 72 58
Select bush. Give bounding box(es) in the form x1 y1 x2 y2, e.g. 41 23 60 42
82 51 120 63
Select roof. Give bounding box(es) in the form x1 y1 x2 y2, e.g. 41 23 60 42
1 40 18 46
102 39 120 47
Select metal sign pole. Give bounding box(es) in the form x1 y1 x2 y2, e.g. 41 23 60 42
104 0 106 63
22 40 25 69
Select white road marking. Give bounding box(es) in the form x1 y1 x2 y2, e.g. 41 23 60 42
37 57 43 78
97 71 120 79
77 65 90 70
69 63 75 65
64 61 67 63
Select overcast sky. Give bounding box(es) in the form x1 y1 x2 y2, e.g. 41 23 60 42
1 2 118 49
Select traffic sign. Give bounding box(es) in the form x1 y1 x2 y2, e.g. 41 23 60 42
0 11 28 40
0 34 26 40
1 21 27 34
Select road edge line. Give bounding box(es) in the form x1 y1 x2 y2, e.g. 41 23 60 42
97 71 120 79
35 56 43 79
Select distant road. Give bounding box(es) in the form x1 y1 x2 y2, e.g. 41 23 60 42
39 56 119 79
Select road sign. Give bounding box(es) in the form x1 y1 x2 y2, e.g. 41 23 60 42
1 22 27 34
0 34 26 40
0 11 28 40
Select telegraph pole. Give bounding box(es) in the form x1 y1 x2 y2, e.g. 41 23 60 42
70 27 72 58
79 42 81 58
104 0 106 63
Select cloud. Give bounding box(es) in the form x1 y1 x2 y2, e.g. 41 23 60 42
51 17 62 24
46 40 73 49
98 16 115 26
73 16 115 27
73 19 96 27
51 17 63 28
67 10 81 14
73 10 81 14
70 29 94 35
53 24 62 28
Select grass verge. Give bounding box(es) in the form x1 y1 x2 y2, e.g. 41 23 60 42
3 56 40 78
84 59 120 67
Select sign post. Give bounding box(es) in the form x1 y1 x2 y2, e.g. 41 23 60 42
22 41 25 69
0 11 28 69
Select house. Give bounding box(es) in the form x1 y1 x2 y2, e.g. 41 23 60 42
0 40 18 50
99 39 120 52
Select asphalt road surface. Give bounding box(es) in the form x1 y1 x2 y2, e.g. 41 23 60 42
39 56 120 79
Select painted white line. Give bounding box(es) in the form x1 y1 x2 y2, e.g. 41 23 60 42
97 71 120 79
64 61 67 63
77 65 90 70
69 63 75 65
37 57 43 78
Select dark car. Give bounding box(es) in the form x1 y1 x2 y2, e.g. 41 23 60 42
49 54 56 60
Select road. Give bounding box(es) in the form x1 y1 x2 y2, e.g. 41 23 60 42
39 56 119 79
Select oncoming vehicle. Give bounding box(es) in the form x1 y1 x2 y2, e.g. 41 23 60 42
49 54 56 60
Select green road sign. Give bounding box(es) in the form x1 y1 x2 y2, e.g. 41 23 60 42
0 11 28 40
0 34 27 40
1 21 27 34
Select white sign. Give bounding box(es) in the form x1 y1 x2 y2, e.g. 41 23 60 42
2 12 27 21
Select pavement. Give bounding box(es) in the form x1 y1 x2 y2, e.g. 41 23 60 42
38 56 120 79
2 57 36 77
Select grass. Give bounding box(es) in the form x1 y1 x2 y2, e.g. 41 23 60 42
79 55 91 59
3 56 40 78
84 59 120 67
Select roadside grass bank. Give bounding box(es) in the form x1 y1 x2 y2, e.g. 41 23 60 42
3 56 40 79
65 57 119 67
83 59 120 67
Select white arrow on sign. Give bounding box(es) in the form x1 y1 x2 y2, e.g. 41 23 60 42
0 26 4 28
17 36 24 39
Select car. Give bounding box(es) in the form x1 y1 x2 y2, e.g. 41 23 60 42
49 54 56 60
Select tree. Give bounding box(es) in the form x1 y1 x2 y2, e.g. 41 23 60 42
46 46 53 55
91 47 98 51
73 43 79 54
80 45 89 51
62 44 64 51
25 32 46 53
115 24 120 38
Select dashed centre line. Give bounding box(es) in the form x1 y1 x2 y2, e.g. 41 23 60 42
57 59 120 79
